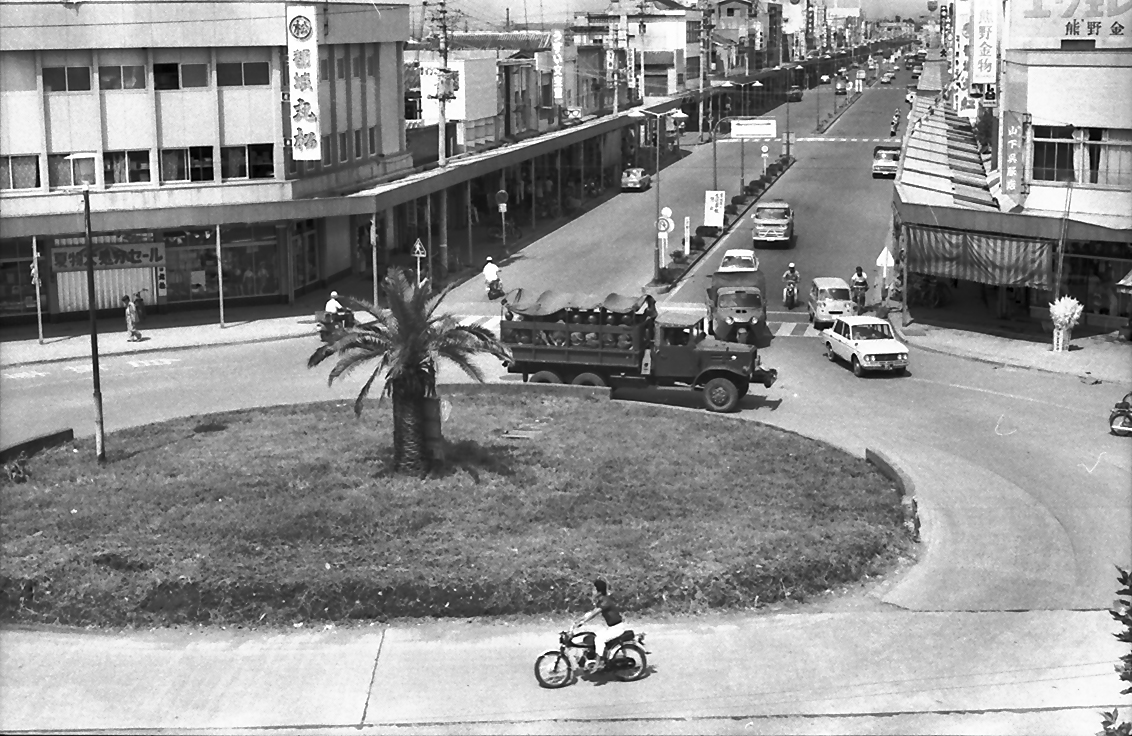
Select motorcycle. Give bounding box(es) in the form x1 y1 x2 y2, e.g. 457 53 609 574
851 284 867 314
1110 392 1132 436
784 281 798 310
487 277 505 301
534 624 648 689
317 308 355 342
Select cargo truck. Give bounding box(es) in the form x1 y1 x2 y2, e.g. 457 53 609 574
499 290 777 413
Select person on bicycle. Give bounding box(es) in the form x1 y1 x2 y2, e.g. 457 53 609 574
782 263 801 304
851 267 869 310
575 578 626 667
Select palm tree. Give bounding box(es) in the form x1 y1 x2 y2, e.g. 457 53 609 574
308 269 511 476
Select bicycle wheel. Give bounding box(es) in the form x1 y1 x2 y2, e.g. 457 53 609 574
534 651 573 688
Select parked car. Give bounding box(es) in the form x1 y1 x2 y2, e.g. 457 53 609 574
819 74 831 84
912 65 923 79
880 73 893 84
786 85 804 102
822 315 909 377
718 248 760 273
834 78 848 95
807 277 854 327
620 167 652 191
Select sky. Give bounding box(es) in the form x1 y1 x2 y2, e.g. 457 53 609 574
425 0 934 31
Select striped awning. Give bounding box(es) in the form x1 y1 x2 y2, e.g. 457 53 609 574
905 224 1054 289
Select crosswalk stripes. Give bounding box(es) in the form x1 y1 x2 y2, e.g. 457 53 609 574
795 137 896 143
453 316 822 339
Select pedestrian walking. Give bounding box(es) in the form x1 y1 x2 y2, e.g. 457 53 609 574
122 295 142 342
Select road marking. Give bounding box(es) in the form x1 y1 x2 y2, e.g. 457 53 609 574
775 322 795 337
126 358 181 368
3 370 49 380
905 377 1091 413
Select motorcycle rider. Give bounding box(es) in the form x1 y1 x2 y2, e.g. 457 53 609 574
850 266 869 311
782 262 801 305
323 291 352 328
890 108 900 137
482 256 501 296
575 578 627 669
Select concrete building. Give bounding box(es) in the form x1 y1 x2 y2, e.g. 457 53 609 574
892 0 1131 335
0 0 412 320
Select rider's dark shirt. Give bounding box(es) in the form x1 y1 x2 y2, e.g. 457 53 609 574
598 594 623 626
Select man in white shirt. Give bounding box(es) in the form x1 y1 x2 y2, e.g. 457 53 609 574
324 290 345 316
482 257 501 291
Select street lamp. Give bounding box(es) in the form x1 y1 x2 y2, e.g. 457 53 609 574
630 107 689 283
80 181 107 463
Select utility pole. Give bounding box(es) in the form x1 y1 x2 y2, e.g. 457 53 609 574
698 0 710 142
433 0 453 278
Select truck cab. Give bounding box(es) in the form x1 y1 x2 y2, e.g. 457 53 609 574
751 200 795 248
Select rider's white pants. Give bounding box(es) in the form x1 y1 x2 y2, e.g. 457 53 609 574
581 621 627 659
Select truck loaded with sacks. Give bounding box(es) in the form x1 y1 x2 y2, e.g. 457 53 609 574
498 290 777 413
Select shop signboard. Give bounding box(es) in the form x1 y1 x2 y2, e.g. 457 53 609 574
732 117 778 139
51 242 167 272
970 0 998 84
1009 0 1131 49
287 6 322 161
551 29 565 102
999 110 1027 206
704 190 726 228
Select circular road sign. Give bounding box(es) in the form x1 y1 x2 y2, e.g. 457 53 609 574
660 206 673 218
656 217 675 233
761 144 770 153
495 190 509 205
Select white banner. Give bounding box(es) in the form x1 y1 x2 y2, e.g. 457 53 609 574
704 190 726 229
970 0 998 85
287 6 322 161
551 30 565 102
731 118 777 139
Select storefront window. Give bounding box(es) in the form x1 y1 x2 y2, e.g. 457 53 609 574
0 238 47 314
1063 255 1132 318
163 225 281 302
292 220 320 290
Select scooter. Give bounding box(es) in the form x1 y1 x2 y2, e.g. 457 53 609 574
487 278 505 301
784 281 798 310
1110 392 1132 436
851 284 867 315
317 309 355 342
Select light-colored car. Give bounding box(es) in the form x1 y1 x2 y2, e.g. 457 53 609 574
751 200 795 248
718 248 760 273
912 65 923 79
807 277 854 327
872 145 901 177
822 315 909 377
620 167 651 191
880 73 893 84
819 74 831 84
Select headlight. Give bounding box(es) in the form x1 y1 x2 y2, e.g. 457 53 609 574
725 317 735 324
899 353 908 360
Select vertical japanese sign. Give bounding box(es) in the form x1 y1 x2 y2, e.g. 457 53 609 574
970 0 998 84
999 110 1026 205
704 190 726 228
287 6 322 161
551 30 565 102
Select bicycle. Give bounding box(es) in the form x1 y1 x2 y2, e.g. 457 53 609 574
488 221 523 241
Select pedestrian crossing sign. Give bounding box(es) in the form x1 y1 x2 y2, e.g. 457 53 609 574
410 238 426 258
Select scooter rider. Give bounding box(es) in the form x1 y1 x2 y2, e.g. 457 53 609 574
575 578 626 669
482 256 501 295
324 291 352 326
782 262 801 305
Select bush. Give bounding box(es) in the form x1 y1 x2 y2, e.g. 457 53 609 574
659 265 686 283
689 235 706 250
670 249 688 263
695 225 721 239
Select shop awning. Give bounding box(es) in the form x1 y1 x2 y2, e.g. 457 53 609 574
904 223 1054 289
1119 269 1132 293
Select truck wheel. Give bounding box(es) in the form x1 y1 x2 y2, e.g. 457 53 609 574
702 377 740 413
571 372 606 387
530 371 563 384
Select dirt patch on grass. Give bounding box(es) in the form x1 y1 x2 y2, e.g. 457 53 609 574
1 392 914 627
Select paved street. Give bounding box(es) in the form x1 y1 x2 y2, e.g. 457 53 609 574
2 68 1130 735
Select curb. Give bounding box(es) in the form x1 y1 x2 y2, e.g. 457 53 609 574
1 428 75 464
1 329 314 370
885 312 1127 384
865 447 921 543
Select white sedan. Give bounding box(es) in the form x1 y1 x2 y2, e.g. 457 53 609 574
823 315 909 377
718 248 760 273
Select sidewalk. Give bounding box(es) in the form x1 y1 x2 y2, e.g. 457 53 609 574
884 304 1131 386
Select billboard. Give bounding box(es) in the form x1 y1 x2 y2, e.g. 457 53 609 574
732 118 778 139
781 0 807 35
970 0 998 84
1008 0 1132 50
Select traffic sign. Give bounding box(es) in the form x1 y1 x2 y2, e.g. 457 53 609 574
495 190 509 205
410 238 427 258
761 144 769 154
656 217 675 233
876 246 895 276
498 202 508 214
